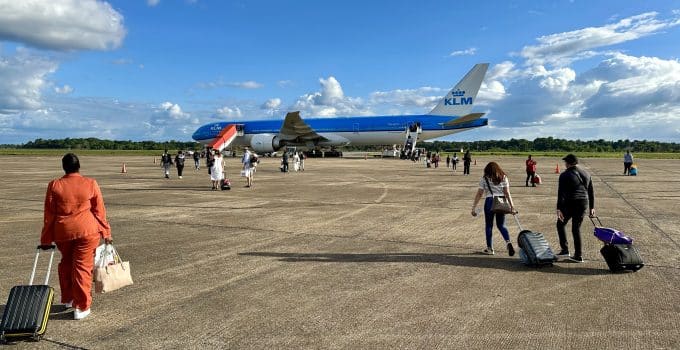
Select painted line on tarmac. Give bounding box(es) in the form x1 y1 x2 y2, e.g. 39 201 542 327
584 161 680 249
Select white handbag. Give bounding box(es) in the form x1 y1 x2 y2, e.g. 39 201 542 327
94 244 133 293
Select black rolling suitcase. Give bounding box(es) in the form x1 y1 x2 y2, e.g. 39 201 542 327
513 215 556 267
600 244 644 272
0 245 56 342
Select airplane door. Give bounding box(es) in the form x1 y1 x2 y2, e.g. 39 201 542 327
353 123 359 134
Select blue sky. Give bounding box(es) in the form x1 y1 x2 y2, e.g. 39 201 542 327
1 0 679 143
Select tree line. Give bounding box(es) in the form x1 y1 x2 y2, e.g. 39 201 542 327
0 138 199 151
1 137 679 153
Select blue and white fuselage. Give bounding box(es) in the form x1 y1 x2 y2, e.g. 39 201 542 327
192 115 487 146
192 63 490 152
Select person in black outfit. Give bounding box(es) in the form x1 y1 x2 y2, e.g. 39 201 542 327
205 147 214 175
281 152 289 172
174 151 185 179
556 154 595 263
463 150 471 175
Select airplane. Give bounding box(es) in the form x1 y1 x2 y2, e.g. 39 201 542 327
192 63 489 154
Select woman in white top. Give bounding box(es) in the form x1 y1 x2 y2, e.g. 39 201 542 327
210 150 224 190
470 162 516 255
293 152 300 172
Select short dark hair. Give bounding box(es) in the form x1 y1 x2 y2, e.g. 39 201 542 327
62 153 80 174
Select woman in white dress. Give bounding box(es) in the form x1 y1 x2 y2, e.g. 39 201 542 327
210 150 224 190
293 152 300 172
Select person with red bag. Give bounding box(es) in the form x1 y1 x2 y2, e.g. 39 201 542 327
40 153 113 320
525 155 537 187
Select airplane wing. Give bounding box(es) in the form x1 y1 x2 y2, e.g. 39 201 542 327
443 112 485 127
278 111 329 142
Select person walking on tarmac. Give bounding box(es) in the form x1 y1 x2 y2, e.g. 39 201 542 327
556 154 595 263
525 155 537 187
175 150 185 179
161 149 173 179
281 152 289 173
193 150 200 170
470 162 516 256
40 153 113 320
463 150 472 175
623 150 634 175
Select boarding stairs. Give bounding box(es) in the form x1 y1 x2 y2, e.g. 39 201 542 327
403 122 422 156
208 124 244 151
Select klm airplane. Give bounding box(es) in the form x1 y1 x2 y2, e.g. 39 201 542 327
192 63 489 153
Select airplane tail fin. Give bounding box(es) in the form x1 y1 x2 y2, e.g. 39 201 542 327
428 63 489 117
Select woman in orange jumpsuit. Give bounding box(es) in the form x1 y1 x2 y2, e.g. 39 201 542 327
40 153 113 320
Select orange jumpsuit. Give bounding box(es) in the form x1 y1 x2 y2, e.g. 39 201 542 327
40 173 111 311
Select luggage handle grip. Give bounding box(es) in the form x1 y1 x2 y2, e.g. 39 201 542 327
30 245 56 286
589 216 603 227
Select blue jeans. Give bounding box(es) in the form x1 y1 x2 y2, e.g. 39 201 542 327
484 197 511 248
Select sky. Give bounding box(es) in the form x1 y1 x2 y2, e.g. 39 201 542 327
1 0 680 144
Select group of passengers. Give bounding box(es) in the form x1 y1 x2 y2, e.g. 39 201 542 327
470 154 595 263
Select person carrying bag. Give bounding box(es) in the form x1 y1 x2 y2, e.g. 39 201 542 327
470 162 517 256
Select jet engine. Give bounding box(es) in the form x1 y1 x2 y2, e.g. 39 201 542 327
249 133 282 153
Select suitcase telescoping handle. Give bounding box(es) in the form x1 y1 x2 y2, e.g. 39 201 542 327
589 216 603 227
513 214 523 231
29 245 56 286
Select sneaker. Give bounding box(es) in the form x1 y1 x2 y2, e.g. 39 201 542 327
483 248 495 255
556 250 570 257
179 176 182 179
74 308 90 320
507 242 515 257
568 256 584 263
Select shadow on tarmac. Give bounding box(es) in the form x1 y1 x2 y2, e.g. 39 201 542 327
239 252 607 275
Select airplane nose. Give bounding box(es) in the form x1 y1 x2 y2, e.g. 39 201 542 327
192 126 203 141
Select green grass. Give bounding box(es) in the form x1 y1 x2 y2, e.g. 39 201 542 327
0 149 164 156
439 151 680 159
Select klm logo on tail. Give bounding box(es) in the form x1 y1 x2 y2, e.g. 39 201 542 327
444 90 472 105
428 64 488 116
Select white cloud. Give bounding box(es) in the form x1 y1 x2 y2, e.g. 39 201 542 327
147 0 160 6
520 12 680 66
261 98 281 110
0 0 126 51
278 80 293 87
227 81 263 89
54 85 74 94
196 79 264 89
449 48 477 56
155 102 190 123
291 76 371 117
0 50 58 113
579 53 680 119
369 87 443 108
260 98 282 116
215 106 243 118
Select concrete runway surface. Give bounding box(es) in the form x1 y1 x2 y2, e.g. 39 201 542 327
0 155 678 349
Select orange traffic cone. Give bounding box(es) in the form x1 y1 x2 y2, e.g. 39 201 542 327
121 163 127 174
554 163 560 174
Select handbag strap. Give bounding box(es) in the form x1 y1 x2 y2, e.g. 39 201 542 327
484 177 496 196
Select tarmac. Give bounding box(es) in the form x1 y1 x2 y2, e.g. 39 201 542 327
0 154 678 349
